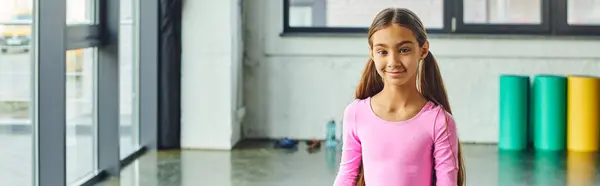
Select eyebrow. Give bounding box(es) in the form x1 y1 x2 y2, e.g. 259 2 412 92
374 40 413 48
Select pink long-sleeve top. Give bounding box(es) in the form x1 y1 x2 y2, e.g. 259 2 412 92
333 97 460 186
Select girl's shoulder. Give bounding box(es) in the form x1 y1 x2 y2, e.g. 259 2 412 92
342 98 372 121
344 98 370 112
418 102 455 125
422 104 457 136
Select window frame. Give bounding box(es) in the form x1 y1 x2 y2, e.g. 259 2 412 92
34 0 158 184
454 0 552 35
66 25 103 50
282 0 456 34
552 0 600 36
36 0 68 185
282 0 599 36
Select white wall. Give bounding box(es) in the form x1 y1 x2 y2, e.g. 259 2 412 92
242 0 600 143
181 0 244 150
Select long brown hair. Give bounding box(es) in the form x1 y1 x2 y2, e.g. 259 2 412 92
353 8 465 186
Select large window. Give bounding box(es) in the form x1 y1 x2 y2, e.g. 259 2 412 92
66 48 97 184
0 0 34 185
65 1 99 185
283 0 600 35
284 0 451 33
462 0 542 24
568 0 600 25
66 0 95 25
120 0 140 159
0 0 158 184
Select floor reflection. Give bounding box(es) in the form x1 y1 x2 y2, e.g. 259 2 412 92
97 142 600 186
534 151 565 186
567 151 597 186
498 150 531 186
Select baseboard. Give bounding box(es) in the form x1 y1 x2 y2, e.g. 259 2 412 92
180 141 235 150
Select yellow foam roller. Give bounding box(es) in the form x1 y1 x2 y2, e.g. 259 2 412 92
567 76 600 152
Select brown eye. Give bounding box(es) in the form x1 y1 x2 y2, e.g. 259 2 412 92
399 48 410 53
377 50 388 55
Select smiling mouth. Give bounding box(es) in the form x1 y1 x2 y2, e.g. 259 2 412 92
385 70 406 77
386 70 406 74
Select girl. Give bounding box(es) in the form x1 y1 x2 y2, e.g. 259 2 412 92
333 8 466 186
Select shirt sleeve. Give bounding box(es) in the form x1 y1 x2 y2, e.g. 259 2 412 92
432 109 460 186
333 101 362 186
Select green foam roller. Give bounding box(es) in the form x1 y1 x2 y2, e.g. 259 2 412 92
528 79 534 148
499 75 530 151
533 75 567 151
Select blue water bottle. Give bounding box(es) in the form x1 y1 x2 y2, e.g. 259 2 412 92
326 120 337 149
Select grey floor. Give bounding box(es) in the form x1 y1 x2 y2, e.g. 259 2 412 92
97 141 600 186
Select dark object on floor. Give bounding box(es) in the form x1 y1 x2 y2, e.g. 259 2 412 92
306 139 322 153
274 138 298 149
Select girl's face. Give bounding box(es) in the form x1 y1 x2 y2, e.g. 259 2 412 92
370 24 429 86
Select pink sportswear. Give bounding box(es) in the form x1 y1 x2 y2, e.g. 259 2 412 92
333 97 459 186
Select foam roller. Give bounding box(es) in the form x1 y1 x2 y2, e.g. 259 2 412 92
567 76 600 152
533 75 567 151
499 75 530 151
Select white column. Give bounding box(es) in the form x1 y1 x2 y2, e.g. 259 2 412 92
181 0 244 150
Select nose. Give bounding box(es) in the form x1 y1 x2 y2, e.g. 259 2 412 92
386 52 402 68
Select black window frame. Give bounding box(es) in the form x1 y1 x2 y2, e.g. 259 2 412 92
454 0 552 35
283 0 456 34
552 0 600 35
282 0 600 36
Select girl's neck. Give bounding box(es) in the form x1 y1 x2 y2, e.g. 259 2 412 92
375 81 426 110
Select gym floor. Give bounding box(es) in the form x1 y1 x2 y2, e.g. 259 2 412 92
97 141 600 186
